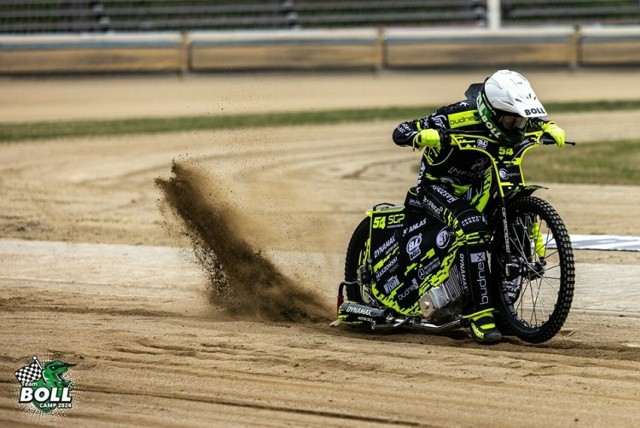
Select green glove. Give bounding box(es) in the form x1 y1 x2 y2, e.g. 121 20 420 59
414 129 441 148
541 122 565 147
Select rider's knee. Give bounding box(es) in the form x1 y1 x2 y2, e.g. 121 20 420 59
457 209 491 245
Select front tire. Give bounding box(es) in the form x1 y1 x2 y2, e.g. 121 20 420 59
492 196 575 343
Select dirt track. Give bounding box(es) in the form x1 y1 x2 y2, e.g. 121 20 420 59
1 71 640 427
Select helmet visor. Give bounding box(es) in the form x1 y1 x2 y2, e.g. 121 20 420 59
497 113 528 131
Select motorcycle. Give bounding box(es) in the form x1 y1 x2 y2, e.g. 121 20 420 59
335 130 575 344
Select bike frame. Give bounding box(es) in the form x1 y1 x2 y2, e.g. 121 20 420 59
449 130 548 270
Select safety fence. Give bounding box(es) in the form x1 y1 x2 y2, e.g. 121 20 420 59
1 26 640 74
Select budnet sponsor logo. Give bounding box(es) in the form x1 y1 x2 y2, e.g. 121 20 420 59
397 279 420 301
471 252 489 305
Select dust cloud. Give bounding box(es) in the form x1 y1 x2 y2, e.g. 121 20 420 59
155 159 332 322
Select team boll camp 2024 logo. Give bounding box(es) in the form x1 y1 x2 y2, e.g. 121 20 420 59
14 355 75 414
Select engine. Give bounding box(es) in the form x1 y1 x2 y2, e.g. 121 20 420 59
419 265 467 321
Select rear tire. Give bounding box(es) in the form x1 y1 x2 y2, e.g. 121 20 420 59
492 196 575 343
344 217 371 304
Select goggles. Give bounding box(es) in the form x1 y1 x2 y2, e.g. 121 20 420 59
497 112 528 130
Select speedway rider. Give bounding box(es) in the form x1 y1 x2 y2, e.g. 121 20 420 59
392 70 565 344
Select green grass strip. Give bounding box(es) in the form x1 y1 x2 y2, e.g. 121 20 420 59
2 99 640 143
524 139 640 186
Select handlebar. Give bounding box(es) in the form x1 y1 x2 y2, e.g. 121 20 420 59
441 129 575 146
541 135 576 146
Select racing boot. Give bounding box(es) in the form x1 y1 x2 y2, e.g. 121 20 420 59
463 308 502 344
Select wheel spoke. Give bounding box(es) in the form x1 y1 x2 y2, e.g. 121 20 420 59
496 196 574 342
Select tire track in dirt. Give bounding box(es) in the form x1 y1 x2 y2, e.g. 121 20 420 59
3 71 640 425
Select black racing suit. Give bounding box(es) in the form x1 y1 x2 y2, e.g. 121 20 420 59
392 83 548 316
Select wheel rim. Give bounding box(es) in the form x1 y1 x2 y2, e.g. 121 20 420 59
502 212 563 329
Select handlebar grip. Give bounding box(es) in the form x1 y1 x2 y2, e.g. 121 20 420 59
541 136 576 146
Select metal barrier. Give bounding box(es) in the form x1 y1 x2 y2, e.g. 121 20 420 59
383 27 576 68
0 32 184 73
189 29 380 71
1 26 639 74
579 27 640 66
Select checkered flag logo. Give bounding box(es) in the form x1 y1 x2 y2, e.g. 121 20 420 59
14 356 43 386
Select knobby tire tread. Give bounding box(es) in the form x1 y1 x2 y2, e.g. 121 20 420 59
495 196 575 343
344 217 370 303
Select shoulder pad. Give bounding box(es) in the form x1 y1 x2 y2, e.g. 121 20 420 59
464 83 483 107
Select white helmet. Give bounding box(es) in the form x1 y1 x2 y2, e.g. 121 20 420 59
477 70 547 144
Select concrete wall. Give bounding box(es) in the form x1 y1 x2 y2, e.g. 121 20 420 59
0 27 638 74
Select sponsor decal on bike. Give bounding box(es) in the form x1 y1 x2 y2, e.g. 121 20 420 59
407 198 423 209
418 257 442 279
383 275 401 294
436 228 451 249
471 252 489 305
499 168 520 180
373 213 405 230
373 236 396 259
458 252 468 289
432 185 457 204
471 158 489 172
476 139 489 149
423 198 444 216
403 218 427 236
406 234 422 261
502 206 511 255
471 252 486 263
447 165 483 180
375 256 398 280
397 279 420 302
345 305 373 316
460 215 486 228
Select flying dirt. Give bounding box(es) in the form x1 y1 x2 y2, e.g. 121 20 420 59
155 159 332 322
